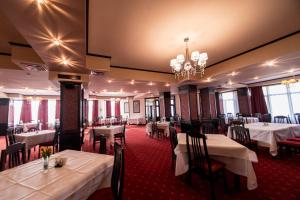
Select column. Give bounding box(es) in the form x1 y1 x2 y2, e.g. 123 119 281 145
199 88 217 118
178 85 199 121
237 87 252 115
159 92 171 121
60 82 83 151
0 98 9 136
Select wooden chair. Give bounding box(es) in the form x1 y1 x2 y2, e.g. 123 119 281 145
15 126 23 134
227 113 233 118
5 127 16 147
294 113 300 124
93 128 104 150
254 113 262 122
152 122 164 139
1 142 26 171
114 124 126 145
169 127 178 168
186 132 227 200
261 113 272 123
38 130 59 158
180 121 192 133
111 142 125 200
201 120 219 134
230 126 257 151
274 116 291 124
229 120 244 127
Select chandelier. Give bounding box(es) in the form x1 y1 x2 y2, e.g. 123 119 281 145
170 37 208 79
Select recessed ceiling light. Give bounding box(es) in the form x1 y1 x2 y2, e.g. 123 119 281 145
130 80 135 85
61 58 70 65
288 69 294 73
134 90 138 93
206 77 212 82
107 80 112 83
264 60 276 67
148 90 151 93
103 89 107 92
148 82 153 86
25 87 29 90
47 87 52 90
36 0 46 4
228 81 233 85
253 76 259 80
165 83 170 87
0 86 3 89
52 38 62 46
120 88 123 93
230 71 237 76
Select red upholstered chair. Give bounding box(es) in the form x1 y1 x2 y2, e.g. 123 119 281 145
278 140 300 157
287 137 300 142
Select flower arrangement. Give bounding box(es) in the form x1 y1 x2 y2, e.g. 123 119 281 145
41 147 52 159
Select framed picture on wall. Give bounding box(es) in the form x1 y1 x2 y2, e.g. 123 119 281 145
133 100 140 113
124 102 129 113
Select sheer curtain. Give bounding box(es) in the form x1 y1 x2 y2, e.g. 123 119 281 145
13 100 23 125
48 100 56 128
31 100 40 123
88 100 93 124
221 91 239 115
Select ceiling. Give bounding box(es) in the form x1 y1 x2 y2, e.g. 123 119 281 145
88 0 300 73
0 0 87 73
0 0 300 98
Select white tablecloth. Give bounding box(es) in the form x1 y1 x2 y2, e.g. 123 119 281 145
175 133 258 190
0 150 114 200
15 130 55 150
225 117 259 124
89 125 124 142
146 122 170 137
22 123 39 132
228 122 300 156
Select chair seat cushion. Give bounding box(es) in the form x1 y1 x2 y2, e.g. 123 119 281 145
204 160 225 173
287 137 300 142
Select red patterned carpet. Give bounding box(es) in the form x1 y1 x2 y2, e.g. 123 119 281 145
88 126 300 200
1 126 300 200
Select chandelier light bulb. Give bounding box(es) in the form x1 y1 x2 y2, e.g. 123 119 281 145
191 51 200 61
176 54 185 64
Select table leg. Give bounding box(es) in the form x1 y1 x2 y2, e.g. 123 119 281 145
27 149 31 161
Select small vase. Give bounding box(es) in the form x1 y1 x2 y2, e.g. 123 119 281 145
43 156 49 170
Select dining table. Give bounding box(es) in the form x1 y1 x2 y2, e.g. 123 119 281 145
0 150 114 200
14 130 56 151
146 121 170 137
175 133 258 190
228 122 300 156
89 125 124 143
225 117 259 124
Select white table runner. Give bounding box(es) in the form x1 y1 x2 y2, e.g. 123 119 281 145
0 150 114 200
15 130 56 150
228 122 300 156
175 133 258 190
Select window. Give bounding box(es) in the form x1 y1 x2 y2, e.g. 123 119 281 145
13 100 23 125
263 83 300 120
48 100 56 127
111 100 115 118
155 99 160 118
31 100 40 123
170 96 176 117
221 91 239 115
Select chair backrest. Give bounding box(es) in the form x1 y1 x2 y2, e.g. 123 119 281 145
15 126 23 134
294 113 300 124
229 120 244 127
254 113 262 121
180 121 191 133
169 127 178 153
186 132 212 176
218 114 226 119
1 142 26 171
227 113 233 118
230 126 251 146
111 142 125 200
201 120 218 134
190 120 201 135
274 115 290 124
261 113 271 122
28 127 37 132
6 127 16 146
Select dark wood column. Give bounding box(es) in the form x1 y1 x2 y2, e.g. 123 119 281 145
237 87 252 115
60 82 83 151
199 88 217 118
179 85 198 121
0 98 9 136
159 92 171 121
215 92 223 116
